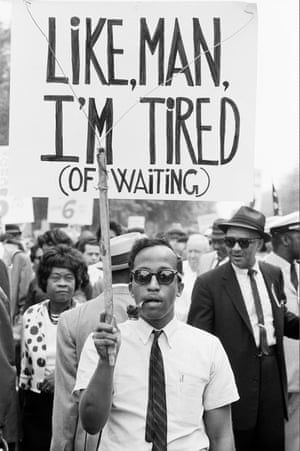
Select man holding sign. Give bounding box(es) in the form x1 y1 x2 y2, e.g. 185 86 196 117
75 238 239 450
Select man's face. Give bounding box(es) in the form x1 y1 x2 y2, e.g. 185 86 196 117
286 230 300 260
82 244 101 266
211 237 228 260
226 227 262 269
46 267 76 304
186 235 208 272
129 245 183 329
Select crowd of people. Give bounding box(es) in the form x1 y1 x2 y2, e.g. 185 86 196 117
0 206 299 451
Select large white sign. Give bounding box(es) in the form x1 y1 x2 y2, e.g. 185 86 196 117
9 1 257 201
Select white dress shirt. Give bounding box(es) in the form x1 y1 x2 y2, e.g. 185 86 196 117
232 261 276 347
75 317 239 451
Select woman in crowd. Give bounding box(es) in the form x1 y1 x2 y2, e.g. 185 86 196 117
19 244 89 451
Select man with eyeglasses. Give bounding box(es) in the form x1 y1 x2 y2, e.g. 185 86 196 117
188 206 300 451
75 237 239 450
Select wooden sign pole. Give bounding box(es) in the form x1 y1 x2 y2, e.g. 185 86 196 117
96 148 113 319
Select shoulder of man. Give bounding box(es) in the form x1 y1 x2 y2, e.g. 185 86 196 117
197 260 231 283
259 260 282 277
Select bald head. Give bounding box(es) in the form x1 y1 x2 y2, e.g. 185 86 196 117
186 234 210 272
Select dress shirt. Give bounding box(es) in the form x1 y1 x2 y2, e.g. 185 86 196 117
75 317 239 451
232 261 276 347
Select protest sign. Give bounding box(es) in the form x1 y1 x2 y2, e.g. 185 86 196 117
128 215 145 230
0 196 34 224
9 1 257 201
47 195 93 224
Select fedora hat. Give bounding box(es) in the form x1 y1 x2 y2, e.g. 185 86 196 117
218 206 271 242
210 218 227 239
110 232 145 271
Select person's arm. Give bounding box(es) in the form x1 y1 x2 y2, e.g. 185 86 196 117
79 321 120 435
204 404 235 451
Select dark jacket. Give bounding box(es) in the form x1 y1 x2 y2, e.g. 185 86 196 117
187 261 299 430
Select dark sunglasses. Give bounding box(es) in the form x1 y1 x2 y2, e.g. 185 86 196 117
131 269 179 285
224 237 259 249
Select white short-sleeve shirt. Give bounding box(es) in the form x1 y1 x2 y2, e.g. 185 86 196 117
75 318 239 451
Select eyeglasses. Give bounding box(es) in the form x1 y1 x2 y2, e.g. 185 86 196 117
224 237 259 249
131 269 179 285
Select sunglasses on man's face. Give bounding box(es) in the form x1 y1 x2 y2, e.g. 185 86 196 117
224 237 259 249
131 269 179 285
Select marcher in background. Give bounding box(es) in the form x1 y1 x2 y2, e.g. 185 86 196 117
175 233 210 322
51 233 141 451
198 218 229 275
76 237 239 450
34 228 93 304
76 237 104 297
265 211 300 451
0 290 18 451
188 206 300 451
24 244 47 311
1 236 33 375
19 245 88 451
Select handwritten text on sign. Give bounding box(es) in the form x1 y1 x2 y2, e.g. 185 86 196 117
9 1 257 201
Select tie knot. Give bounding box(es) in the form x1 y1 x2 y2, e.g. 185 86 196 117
152 330 163 342
248 268 257 277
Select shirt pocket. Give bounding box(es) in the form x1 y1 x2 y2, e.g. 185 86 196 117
177 372 205 426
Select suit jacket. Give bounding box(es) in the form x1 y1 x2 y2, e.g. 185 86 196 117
187 261 299 430
0 297 16 435
50 285 132 451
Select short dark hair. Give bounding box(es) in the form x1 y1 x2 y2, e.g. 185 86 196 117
96 220 123 241
76 237 100 253
37 244 89 292
37 228 73 248
128 237 178 271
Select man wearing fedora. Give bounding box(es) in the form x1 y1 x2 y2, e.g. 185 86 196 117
198 218 229 275
51 232 142 451
188 206 299 451
265 211 300 451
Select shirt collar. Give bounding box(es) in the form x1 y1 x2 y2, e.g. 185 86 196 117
231 260 260 276
135 316 179 348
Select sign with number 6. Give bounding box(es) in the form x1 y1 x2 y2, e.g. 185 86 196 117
48 196 93 225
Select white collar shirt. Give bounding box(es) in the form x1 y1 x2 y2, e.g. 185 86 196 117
232 261 276 346
75 317 239 451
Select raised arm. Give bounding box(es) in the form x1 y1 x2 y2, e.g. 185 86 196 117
79 321 120 434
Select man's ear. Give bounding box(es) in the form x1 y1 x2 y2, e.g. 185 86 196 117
128 281 134 297
176 279 184 297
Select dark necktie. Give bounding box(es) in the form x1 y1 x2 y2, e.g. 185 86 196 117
290 262 298 292
248 269 270 355
145 330 167 451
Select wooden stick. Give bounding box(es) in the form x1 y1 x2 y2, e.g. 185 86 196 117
96 148 113 318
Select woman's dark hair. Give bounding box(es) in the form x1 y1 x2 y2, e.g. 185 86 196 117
29 244 42 263
96 220 122 241
37 244 89 292
37 228 73 248
128 237 178 271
